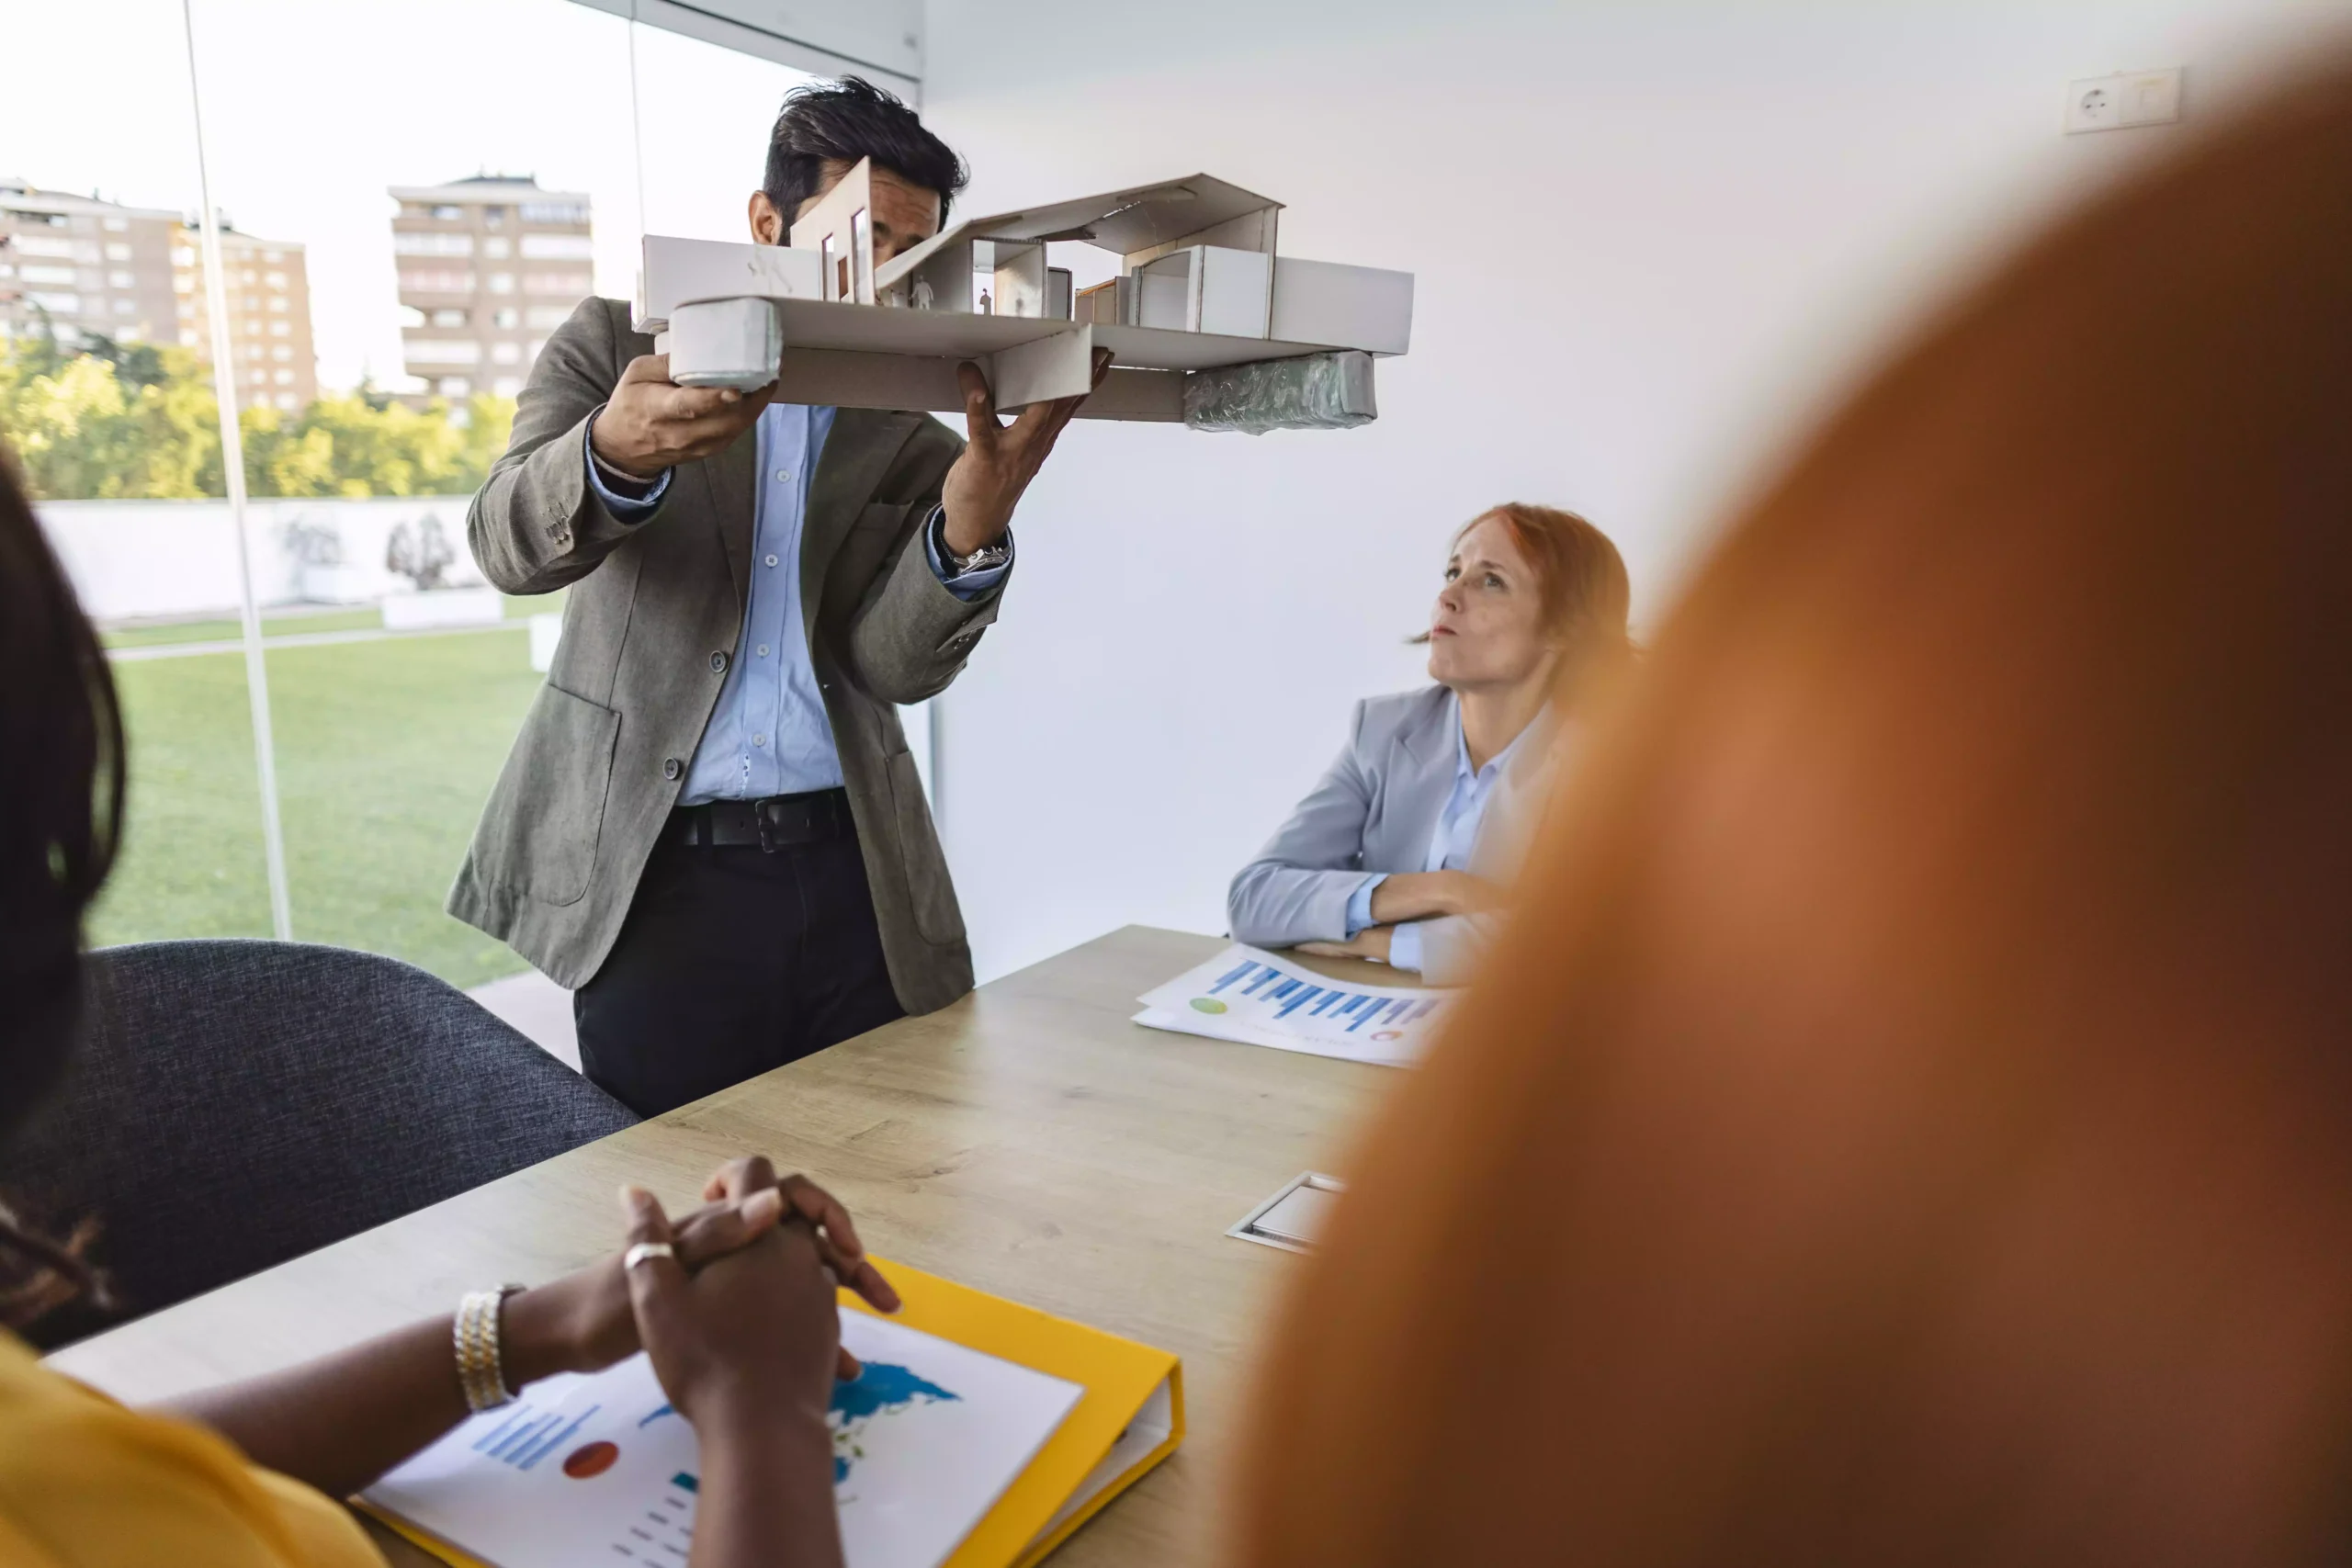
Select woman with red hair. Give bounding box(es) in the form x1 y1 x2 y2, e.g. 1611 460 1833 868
1227 503 1632 983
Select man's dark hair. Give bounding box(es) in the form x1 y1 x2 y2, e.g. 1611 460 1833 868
762 76 968 230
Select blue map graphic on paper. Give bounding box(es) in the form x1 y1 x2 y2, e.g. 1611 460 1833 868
633 1363 960 1483
830 1362 960 1483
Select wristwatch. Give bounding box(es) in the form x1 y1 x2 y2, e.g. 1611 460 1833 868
934 510 1011 576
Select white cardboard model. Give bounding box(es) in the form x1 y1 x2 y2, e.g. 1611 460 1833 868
786 158 876 305
635 167 1412 425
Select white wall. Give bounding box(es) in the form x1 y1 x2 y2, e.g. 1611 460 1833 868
917 0 2352 983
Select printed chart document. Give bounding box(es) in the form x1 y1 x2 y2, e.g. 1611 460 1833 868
360 1259 1183 1568
1133 943 1453 1067
366 1312 1077 1568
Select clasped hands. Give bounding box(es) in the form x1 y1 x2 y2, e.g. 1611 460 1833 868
1295 870 1502 964
589 346 1116 555
501 1156 892 1427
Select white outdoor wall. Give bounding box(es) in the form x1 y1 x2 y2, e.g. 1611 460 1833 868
39 497 491 622
917 0 2352 983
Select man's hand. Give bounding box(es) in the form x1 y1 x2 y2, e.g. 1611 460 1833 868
1297 926 1396 964
939 349 1114 555
591 354 775 479
1369 870 1501 925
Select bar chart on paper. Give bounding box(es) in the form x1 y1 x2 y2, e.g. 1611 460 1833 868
469 1399 605 1472
1133 944 1452 1067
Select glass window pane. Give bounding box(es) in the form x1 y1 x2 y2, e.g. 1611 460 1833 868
631 26 815 244
0 0 278 946
13 0 831 995
171 0 639 987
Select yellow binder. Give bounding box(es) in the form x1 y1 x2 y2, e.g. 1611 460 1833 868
359 1255 1182 1568
858 1258 1184 1568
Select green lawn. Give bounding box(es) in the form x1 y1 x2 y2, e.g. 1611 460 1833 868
102 594 550 649
101 609 379 649
89 625 552 989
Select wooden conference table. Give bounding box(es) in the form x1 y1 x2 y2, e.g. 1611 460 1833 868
49 925 1402 1567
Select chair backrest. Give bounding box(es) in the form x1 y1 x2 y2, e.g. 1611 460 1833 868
0 941 636 1348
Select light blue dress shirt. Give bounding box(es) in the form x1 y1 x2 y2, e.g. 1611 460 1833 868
1343 711 1529 971
583 402 1008 805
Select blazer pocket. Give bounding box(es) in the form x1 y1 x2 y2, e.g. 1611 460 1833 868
885 749 967 945
475 682 622 907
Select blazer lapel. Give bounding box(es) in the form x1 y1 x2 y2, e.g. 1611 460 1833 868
705 424 757 615
1371 691 1460 872
800 408 921 623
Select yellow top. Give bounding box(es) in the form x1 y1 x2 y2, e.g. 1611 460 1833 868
0 1331 383 1568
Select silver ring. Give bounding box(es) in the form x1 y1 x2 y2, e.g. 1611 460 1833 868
624 1242 676 1270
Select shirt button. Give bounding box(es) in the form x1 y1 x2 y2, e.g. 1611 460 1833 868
764 553 779 568
662 758 682 781
774 468 792 484
756 644 770 657
709 650 728 673
752 735 766 747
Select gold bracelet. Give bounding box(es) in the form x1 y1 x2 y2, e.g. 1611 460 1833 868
454 1285 525 1413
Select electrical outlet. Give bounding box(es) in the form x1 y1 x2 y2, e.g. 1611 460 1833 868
2066 68 2185 134
2067 78 2120 132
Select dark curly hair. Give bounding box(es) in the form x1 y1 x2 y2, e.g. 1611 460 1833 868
760 75 968 229
0 438 122 1324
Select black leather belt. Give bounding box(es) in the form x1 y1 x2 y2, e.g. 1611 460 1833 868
672 788 852 852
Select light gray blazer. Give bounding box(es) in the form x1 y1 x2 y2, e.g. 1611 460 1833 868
1227 686 1553 985
447 298 993 1010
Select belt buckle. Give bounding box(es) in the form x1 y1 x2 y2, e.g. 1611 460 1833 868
754 798 780 854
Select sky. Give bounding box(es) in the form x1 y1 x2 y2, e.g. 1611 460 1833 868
2 0 811 392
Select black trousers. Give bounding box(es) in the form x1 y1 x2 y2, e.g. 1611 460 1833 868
573 819 904 1117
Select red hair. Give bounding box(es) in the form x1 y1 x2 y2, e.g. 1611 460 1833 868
1471 502 1630 657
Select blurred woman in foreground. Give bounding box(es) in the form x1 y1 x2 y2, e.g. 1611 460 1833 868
1236 62 2352 1568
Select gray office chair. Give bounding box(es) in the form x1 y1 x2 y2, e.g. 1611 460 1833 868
1 940 636 1350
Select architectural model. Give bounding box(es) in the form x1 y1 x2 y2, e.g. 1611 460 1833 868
634 167 1412 431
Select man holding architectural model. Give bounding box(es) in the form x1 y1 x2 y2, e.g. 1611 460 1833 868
451 78 1103 1115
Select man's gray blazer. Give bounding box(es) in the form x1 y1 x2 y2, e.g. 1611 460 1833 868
447 298 993 1012
1227 685 1554 986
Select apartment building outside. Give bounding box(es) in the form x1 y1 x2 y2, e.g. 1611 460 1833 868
0 178 179 350
172 222 321 412
390 175 593 402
